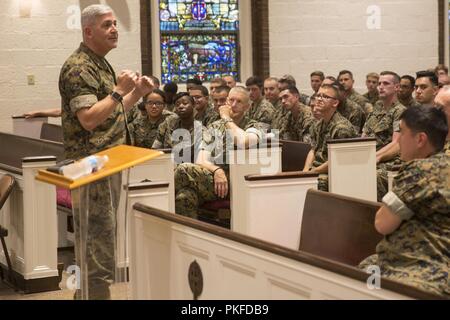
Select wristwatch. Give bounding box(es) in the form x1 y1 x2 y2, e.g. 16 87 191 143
222 117 233 124
110 91 123 104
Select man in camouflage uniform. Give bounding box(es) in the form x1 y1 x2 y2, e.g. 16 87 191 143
59 5 154 299
274 86 315 143
434 85 450 153
190 85 220 127
175 87 265 218
363 72 380 106
264 77 281 110
415 70 439 107
337 82 366 134
338 70 373 115
359 105 449 298
362 71 406 201
303 84 357 191
132 89 174 148
279 74 311 106
398 75 421 109
245 76 276 130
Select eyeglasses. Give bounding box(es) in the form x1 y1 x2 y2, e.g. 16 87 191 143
315 93 337 101
191 95 206 100
145 101 165 108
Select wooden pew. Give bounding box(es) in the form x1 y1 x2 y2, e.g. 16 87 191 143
40 123 63 143
0 132 64 293
280 140 311 172
327 137 377 202
128 203 439 300
299 189 383 266
11 115 48 140
229 142 282 231
241 172 318 249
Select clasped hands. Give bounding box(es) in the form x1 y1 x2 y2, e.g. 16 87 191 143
114 70 155 98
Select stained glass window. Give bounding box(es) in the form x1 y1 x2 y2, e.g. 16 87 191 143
159 0 240 83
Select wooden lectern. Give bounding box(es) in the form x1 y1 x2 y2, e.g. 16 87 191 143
36 145 162 300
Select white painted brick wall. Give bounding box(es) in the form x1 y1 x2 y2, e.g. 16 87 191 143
0 0 140 133
269 0 439 95
0 0 442 133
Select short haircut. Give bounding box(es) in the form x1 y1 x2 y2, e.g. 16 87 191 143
338 70 353 79
400 105 448 151
189 85 209 97
434 64 448 74
320 83 340 99
245 76 264 88
186 77 203 85
163 82 178 94
366 72 379 79
214 85 231 95
264 76 279 83
144 88 166 103
210 77 227 86
148 75 160 87
278 74 296 86
325 75 337 82
229 86 250 102
81 4 112 27
173 92 194 104
280 86 300 96
310 71 325 80
400 75 415 87
416 70 438 87
380 71 400 83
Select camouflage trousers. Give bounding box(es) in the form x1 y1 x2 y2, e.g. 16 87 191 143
175 163 226 218
359 254 450 298
317 173 329 192
71 173 121 300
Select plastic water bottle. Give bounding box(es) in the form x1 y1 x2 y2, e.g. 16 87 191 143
61 155 109 180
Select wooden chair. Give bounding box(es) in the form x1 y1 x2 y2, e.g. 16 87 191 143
280 140 311 172
0 174 17 286
40 123 63 143
299 189 383 266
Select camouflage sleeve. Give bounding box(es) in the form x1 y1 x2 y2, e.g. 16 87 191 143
65 66 101 114
332 122 357 139
153 117 169 148
391 105 407 133
244 120 266 141
388 159 442 218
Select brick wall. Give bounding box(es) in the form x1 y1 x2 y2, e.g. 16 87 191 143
0 0 141 133
268 0 439 95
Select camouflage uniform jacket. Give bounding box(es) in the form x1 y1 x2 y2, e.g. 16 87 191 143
362 152 450 297
348 89 369 108
152 115 210 150
194 103 220 128
132 109 174 148
247 98 276 128
338 98 366 134
59 42 131 159
205 115 265 171
311 111 357 168
272 104 314 143
362 100 406 150
399 97 421 109
299 93 311 106
445 140 450 154
363 91 380 106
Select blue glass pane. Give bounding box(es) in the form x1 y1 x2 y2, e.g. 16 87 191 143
159 0 239 31
160 34 238 83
